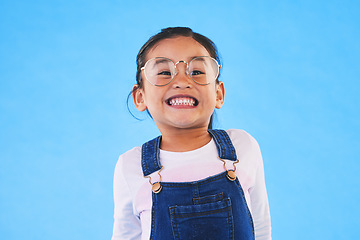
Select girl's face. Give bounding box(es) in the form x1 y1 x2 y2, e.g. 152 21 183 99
133 36 225 133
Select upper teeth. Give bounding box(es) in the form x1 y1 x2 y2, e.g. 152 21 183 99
169 98 195 106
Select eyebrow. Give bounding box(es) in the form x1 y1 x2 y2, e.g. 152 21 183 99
191 56 206 62
150 56 210 67
154 58 171 64
189 56 208 61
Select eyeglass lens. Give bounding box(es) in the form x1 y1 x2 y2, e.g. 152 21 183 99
144 57 219 86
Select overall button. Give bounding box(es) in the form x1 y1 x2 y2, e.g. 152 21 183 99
226 170 237 181
152 182 162 193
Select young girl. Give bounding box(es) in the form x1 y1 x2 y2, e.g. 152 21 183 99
112 27 271 240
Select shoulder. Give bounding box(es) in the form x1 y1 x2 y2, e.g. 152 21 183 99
225 129 262 163
226 129 259 148
114 146 143 180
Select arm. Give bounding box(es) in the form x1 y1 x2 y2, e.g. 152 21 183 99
249 139 272 240
227 129 272 239
111 156 142 240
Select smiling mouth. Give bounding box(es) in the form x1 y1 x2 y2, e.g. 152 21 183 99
166 97 199 107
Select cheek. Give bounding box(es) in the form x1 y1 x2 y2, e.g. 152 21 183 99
142 87 164 106
208 88 219 102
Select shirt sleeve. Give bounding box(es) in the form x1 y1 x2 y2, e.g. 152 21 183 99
111 156 142 240
248 137 272 240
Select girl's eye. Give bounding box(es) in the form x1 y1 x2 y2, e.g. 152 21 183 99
190 70 204 76
158 71 172 76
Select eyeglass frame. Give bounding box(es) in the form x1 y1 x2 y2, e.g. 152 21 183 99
140 56 222 86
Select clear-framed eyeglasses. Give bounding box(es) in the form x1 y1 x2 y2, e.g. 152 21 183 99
141 56 221 86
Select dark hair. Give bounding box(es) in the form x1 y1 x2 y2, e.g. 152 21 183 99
129 27 221 129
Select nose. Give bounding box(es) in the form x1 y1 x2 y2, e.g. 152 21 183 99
173 61 192 88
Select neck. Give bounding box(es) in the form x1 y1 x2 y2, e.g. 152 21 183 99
159 127 212 152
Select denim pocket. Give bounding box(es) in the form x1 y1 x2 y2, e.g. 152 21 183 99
169 198 234 240
193 192 223 205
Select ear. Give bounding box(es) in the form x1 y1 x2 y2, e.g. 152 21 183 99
215 81 225 109
132 84 147 112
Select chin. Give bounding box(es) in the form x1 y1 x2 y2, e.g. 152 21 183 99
173 121 207 129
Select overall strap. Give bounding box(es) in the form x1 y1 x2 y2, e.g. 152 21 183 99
141 129 237 176
208 129 237 161
141 135 162 177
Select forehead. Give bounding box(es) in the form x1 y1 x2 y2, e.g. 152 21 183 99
146 36 211 62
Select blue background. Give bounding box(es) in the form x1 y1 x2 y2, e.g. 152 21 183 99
1 0 359 239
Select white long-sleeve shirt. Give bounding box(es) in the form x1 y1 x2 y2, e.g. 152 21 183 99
112 129 271 240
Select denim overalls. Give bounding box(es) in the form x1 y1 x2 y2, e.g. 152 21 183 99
141 129 254 240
